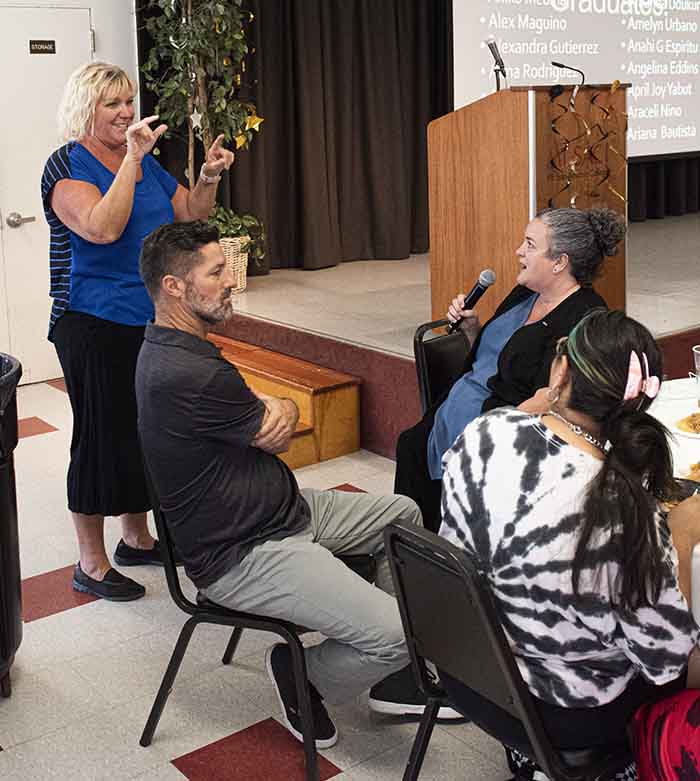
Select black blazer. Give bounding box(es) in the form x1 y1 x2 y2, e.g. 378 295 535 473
461 285 607 413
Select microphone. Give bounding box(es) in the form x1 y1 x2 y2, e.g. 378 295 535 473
485 36 507 76
446 269 497 334
551 61 585 85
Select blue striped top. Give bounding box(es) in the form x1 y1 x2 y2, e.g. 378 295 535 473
41 142 178 337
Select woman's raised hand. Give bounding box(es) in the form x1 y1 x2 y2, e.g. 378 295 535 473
125 116 168 163
202 134 235 178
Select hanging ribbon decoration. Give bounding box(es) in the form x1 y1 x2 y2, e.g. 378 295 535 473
548 91 575 207
601 81 627 203
548 81 627 207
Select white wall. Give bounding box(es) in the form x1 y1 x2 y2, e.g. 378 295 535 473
4 0 138 86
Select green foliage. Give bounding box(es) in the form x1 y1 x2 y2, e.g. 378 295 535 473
209 206 266 265
140 0 266 266
141 0 256 149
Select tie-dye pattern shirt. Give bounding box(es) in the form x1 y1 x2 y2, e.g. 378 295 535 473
439 407 699 707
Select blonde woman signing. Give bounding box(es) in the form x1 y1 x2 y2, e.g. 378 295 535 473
40 62 234 601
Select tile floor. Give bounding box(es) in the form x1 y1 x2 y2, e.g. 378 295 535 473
230 212 700 358
1 381 510 780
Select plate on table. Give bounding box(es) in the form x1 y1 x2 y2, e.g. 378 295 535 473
658 378 698 402
673 412 700 440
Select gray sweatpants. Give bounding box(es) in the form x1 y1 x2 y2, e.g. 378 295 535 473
202 488 422 704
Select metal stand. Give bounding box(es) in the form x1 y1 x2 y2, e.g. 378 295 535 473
494 66 507 92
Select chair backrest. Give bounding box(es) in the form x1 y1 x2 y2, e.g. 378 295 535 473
140 448 198 616
413 319 470 414
384 521 598 781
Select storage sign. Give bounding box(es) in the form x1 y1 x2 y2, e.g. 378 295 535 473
29 40 56 54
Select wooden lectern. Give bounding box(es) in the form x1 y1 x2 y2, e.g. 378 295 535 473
427 84 628 322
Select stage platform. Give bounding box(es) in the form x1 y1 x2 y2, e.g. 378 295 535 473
230 213 700 354
230 254 432 360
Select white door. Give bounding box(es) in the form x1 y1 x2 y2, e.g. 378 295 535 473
0 6 93 384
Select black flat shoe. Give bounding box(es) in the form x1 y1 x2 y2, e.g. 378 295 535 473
72 563 145 601
113 538 181 567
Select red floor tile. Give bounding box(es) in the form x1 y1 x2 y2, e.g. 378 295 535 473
18 417 57 439
46 377 67 393
172 718 342 780
330 483 365 492
21 565 98 623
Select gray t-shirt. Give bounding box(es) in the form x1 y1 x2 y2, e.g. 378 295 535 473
135 323 310 589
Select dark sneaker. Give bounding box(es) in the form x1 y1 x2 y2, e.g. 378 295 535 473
265 643 338 749
72 563 145 601
368 664 463 720
114 538 182 567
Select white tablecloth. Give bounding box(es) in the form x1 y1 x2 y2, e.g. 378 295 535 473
649 377 700 620
648 377 700 479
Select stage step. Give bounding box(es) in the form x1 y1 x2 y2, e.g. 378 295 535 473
208 333 361 469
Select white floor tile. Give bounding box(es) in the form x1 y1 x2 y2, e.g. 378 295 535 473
129 763 188 780
70 630 222 708
16 598 157 670
0 663 108 749
112 677 268 761
344 723 505 780
321 695 420 772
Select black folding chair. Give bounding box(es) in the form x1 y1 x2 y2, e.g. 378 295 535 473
138 463 322 780
139 456 377 781
384 521 633 781
413 319 470 414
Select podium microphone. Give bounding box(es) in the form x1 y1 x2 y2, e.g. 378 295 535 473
484 36 507 90
551 61 586 86
446 269 497 334
485 36 506 75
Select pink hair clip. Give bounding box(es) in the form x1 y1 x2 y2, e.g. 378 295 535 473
623 351 660 401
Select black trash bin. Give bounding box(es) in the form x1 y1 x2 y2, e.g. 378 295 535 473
0 353 22 698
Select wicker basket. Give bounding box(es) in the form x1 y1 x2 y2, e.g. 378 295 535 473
219 236 249 294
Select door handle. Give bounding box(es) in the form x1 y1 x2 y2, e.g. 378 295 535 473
6 212 36 228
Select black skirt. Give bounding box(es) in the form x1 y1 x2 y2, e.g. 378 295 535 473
52 311 150 516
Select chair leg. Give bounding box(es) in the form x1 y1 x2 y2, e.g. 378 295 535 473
140 617 198 747
402 698 441 781
286 635 320 781
222 627 243 665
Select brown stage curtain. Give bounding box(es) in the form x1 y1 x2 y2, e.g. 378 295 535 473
137 1 453 271
629 154 700 222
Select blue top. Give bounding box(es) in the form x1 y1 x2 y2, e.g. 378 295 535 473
427 293 536 479
41 142 178 334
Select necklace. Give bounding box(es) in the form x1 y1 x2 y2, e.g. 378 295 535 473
545 410 607 453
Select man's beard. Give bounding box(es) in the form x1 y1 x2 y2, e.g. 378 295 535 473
184 283 233 325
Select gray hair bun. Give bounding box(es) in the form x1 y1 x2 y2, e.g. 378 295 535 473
586 208 626 258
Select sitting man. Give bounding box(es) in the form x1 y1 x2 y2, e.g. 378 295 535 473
135 220 427 748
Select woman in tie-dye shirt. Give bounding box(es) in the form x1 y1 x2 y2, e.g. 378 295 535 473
439 310 700 761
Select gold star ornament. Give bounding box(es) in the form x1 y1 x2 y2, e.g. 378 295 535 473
245 113 264 132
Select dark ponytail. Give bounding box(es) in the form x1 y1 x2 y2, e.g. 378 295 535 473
563 310 677 610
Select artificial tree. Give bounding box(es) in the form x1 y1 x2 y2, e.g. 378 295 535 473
140 0 265 264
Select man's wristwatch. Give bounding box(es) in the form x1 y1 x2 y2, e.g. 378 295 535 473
199 164 221 185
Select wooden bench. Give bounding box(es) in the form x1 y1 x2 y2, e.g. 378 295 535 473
208 334 361 469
